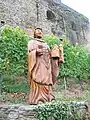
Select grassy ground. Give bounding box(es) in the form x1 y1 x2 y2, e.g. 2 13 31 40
54 78 90 102
0 75 90 104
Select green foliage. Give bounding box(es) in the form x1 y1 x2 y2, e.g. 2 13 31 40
59 41 90 81
45 33 90 82
0 25 90 85
0 25 29 75
3 82 29 93
35 101 86 120
44 34 61 48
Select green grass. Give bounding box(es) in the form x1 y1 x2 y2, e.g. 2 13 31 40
2 75 30 93
3 82 29 93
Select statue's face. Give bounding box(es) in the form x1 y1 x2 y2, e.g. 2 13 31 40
34 29 43 38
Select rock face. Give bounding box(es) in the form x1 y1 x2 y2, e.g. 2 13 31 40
0 0 89 44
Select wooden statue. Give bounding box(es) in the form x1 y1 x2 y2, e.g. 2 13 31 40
28 28 64 104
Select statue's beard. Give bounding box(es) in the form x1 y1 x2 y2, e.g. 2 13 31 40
38 36 42 39
35 36 42 39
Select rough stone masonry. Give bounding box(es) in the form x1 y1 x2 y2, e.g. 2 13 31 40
0 102 90 120
0 0 89 44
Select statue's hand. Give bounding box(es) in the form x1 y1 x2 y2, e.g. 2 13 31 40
36 48 48 55
36 48 43 55
59 57 64 63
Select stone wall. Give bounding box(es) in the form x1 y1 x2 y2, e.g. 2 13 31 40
0 104 37 120
0 103 89 120
0 0 89 44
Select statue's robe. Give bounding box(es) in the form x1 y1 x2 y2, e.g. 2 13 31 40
28 39 64 104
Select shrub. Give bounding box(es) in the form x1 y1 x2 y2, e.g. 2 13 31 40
45 34 90 86
44 34 61 48
0 26 90 85
59 42 90 82
35 101 88 120
0 25 29 75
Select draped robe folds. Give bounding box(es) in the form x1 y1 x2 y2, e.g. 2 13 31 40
28 39 63 104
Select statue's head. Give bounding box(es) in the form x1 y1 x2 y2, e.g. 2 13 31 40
34 28 43 39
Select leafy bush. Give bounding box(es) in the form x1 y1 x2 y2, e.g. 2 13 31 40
59 41 90 82
0 25 90 84
45 34 90 88
0 25 29 75
44 34 61 48
35 101 88 120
